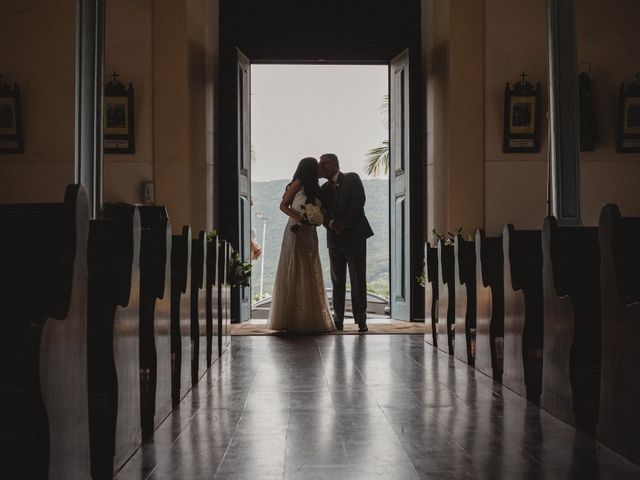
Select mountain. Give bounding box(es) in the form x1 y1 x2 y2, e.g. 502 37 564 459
251 178 389 300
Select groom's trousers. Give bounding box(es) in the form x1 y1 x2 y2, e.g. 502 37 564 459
329 240 367 326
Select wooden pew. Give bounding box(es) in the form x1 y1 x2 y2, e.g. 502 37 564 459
171 226 192 407
424 243 438 346
454 235 476 365
437 242 455 355
87 205 141 477
140 207 173 432
206 235 220 363
540 217 601 432
598 204 640 464
502 225 543 402
0 185 91 479
105 205 173 436
191 231 208 383
474 230 504 382
220 240 232 349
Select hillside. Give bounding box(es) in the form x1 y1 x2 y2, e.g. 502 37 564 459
251 178 389 300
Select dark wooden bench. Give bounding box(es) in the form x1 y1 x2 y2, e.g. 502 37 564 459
540 216 601 433
502 225 543 402
474 230 504 382
424 243 438 346
220 240 232 345
0 185 91 479
140 207 173 432
437 242 455 355
597 204 640 464
171 226 192 407
208 235 231 361
87 205 142 477
104 204 174 436
191 231 208 384
454 236 476 365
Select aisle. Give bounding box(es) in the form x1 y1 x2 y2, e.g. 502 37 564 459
116 336 640 479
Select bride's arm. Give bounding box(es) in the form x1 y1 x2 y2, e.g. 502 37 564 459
280 180 303 222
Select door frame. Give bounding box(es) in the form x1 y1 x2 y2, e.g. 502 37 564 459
217 53 424 322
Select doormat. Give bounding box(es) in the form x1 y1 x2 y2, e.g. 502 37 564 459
231 320 425 336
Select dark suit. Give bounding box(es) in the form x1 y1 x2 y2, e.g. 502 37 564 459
321 172 374 327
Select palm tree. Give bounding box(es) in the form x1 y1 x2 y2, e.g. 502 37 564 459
364 95 389 177
365 141 389 176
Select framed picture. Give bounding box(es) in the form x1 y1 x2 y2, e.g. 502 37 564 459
104 72 134 154
0 79 24 153
503 73 541 153
617 76 640 152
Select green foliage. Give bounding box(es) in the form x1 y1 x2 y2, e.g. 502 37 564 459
206 230 219 242
431 227 474 244
252 179 389 300
364 95 389 178
228 249 252 287
365 140 389 177
367 278 390 299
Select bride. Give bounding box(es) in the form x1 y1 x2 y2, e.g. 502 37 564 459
267 157 336 333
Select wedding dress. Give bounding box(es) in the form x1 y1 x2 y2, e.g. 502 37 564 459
267 189 335 332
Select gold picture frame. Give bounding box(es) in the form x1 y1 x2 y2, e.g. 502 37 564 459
509 96 536 135
616 77 640 153
623 97 640 135
104 96 129 135
0 97 17 135
503 74 541 153
104 72 135 154
0 79 24 153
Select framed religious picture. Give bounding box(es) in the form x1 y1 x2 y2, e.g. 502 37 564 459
503 72 541 153
616 74 640 153
104 71 135 154
0 77 24 153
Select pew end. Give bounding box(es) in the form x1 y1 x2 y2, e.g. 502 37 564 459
474 230 504 382
502 224 543 403
597 204 640 464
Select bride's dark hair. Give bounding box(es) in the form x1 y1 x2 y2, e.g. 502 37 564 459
287 157 321 204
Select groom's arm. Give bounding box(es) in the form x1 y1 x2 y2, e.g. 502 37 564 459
336 173 366 228
320 184 334 229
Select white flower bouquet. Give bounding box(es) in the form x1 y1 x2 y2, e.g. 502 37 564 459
301 204 324 226
291 204 324 233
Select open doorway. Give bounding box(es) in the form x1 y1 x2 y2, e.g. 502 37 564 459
249 64 391 325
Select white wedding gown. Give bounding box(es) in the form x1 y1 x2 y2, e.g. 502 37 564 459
267 190 335 333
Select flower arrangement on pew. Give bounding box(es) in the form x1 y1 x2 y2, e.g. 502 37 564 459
416 265 426 288
228 249 252 287
418 227 474 287
206 229 218 243
290 203 324 233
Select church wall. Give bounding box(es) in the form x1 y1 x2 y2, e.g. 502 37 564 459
0 0 76 202
422 0 484 241
152 0 216 234
483 0 549 236
576 0 640 224
447 0 485 237
205 1 219 231
422 0 450 242
104 0 154 205
187 0 209 233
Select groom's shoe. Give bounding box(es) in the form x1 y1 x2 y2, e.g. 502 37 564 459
358 324 368 333
335 322 344 331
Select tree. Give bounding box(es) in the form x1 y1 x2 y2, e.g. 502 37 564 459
364 95 389 177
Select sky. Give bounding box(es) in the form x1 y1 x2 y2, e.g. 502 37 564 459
250 64 389 182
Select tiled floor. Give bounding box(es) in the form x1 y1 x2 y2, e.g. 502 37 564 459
116 335 640 479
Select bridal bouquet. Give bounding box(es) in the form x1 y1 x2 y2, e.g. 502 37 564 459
291 204 324 233
301 204 323 225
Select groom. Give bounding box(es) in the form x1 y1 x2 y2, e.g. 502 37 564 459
318 153 374 332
